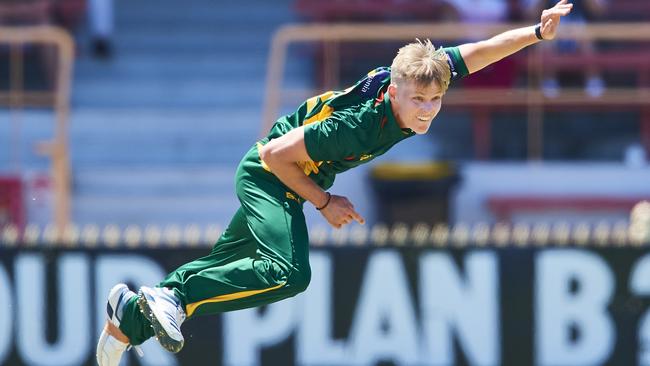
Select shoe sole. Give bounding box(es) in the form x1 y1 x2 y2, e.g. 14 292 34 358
96 328 128 366
96 329 110 366
137 289 184 353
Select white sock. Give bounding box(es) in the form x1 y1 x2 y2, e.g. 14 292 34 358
96 330 128 366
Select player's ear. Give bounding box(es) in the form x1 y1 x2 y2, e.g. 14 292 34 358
388 83 397 99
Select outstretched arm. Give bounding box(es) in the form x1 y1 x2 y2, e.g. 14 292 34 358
458 0 573 74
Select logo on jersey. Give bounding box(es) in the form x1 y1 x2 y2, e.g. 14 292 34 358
445 53 459 81
358 69 390 99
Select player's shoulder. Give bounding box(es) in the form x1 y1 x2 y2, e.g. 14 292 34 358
323 67 391 131
359 67 391 95
440 46 469 81
335 99 385 142
339 67 391 102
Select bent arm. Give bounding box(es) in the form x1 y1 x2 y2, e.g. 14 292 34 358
258 126 329 209
458 0 573 74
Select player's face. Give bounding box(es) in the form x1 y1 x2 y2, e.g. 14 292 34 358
389 79 443 135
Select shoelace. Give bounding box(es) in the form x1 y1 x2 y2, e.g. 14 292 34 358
127 345 144 357
177 305 187 323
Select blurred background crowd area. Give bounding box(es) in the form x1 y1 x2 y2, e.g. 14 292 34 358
0 0 649 240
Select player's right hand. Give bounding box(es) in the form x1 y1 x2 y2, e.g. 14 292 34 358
320 194 365 229
539 0 573 40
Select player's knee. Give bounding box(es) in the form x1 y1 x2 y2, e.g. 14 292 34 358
289 266 311 294
254 257 310 294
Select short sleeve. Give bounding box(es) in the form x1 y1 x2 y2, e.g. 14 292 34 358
303 109 369 162
443 46 470 82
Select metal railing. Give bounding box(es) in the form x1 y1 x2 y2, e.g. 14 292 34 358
261 22 650 159
1 202 647 247
0 25 74 233
0 218 648 248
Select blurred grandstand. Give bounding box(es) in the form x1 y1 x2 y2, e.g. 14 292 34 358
0 0 648 235
0 0 306 231
0 1 650 364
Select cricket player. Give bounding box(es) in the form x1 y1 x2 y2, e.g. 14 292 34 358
96 1 573 364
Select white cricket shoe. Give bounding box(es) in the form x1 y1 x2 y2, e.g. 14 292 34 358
96 283 143 366
106 283 135 328
96 328 128 366
137 286 186 353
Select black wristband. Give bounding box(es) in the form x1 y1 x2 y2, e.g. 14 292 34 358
534 23 544 41
316 192 331 211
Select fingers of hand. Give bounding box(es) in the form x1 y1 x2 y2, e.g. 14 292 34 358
554 0 572 10
544 10 569 22
340 198 364 225
542 19 556 37
544 18 553 29
350 210 365 225
331 210 364 227
323 197 365 228
544 2 571 19
325 211 347 228
327 214 344 228
333 218 350 228
552 4 573 15
327 218 340 229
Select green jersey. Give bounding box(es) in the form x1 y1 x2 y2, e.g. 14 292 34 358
260 46 469 190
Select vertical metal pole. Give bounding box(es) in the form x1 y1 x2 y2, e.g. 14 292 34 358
9 43 24 172
261 29 289 136
323 41 340 90
473 108 491 160
54 33 74 234
642 108 650 160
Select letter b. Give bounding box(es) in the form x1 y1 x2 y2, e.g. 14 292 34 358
535 249 614 365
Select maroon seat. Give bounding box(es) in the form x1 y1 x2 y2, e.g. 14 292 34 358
0 176 24 231
488 196 650 222
0 0 51 25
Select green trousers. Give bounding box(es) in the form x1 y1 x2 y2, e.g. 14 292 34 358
120 144 312 345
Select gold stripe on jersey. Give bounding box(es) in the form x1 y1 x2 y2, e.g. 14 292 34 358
256 142 272 172
296 160 323 175
300 91 335 176
305 91 335 116
303 104 334 126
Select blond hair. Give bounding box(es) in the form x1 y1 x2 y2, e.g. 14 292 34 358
390 39 451 93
